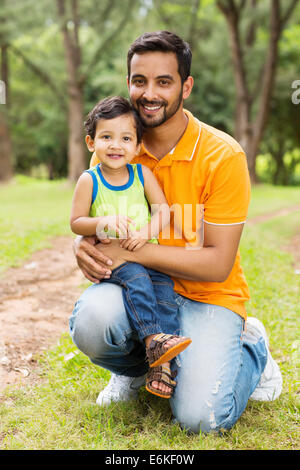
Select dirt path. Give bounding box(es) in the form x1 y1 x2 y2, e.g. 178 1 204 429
0 236 86 392
0 205 300 393
247 204 300 226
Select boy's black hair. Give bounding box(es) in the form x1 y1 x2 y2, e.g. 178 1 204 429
127 31 192 84
84 96 144 143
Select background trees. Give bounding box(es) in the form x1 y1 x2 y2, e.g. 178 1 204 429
216 0 299 182
0 0 299 184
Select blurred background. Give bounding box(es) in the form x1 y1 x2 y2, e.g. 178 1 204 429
0 0 299 186
0 2 300 448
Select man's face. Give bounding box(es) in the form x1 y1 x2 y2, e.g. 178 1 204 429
128 52 184 128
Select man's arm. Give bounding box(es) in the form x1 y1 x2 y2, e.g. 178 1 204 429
97 222 245 282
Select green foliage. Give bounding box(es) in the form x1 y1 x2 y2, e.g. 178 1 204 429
1 0 300 182
258 22 300 185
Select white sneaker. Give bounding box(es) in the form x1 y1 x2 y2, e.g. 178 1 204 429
96 373 146 406
247 317 283 401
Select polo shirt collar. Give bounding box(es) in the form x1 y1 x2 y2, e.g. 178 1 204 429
137 110 201 162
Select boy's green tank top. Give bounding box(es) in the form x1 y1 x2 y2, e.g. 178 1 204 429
86 163 158 244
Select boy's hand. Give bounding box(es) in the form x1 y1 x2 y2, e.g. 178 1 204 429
119 231 148 251
96 215 135 240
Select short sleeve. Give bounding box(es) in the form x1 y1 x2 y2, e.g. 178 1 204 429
203 152 251 224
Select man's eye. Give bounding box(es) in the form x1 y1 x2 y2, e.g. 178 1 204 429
133 79 144 86
159 80 169 86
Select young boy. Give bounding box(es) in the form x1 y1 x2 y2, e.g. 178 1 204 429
70 96 192 399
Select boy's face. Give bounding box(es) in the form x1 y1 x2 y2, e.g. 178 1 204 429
128 51 192 128
86 114 140 170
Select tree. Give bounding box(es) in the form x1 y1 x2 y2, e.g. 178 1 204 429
259 21 300 185
0 0 13 182
56 0 138 182
151 0 235 132
7 0 138 182
216 0 300 182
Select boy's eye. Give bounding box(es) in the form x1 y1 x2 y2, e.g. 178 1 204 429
102 135 111 139
123 136 131 141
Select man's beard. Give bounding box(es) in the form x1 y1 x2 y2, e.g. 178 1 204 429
134 87 183 128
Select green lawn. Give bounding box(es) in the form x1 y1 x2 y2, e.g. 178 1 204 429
0 175 74 273
0 177 299 450
247 184 300 218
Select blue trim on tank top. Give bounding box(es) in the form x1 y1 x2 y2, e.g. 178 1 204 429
136 163 144 186
96 164 134 191
84 169 98 204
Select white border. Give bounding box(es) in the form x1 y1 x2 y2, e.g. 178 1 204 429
204 220 246 226
188 119 202 161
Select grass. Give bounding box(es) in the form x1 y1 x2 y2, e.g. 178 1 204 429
0 175 74 273
0 177 299 450
247 184 300 218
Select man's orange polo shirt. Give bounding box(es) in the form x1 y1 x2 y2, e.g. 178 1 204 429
90 110 251 319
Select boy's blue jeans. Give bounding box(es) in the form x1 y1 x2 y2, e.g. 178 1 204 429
103 262 179 341
69 282 268 434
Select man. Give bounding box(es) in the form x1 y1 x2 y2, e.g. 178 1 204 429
70 31 282 434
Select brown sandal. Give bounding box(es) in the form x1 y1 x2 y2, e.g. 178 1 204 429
146 365 177 399
146 333 192 368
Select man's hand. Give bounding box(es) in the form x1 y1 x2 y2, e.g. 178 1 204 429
95 239 129 270
73 235 114 283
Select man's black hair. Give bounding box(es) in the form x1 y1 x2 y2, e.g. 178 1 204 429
127 31 192 83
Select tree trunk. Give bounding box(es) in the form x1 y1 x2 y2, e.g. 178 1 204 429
67 81 87 182
56 0 137 181
247 0 281 182
57 0 87 182
0 44 13 182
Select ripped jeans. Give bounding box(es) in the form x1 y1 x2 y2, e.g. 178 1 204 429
69 283 267 434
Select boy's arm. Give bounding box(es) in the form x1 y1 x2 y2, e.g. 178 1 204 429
70 173 98 236
70 172 133 238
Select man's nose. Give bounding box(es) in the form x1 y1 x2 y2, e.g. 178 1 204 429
142 83 159 102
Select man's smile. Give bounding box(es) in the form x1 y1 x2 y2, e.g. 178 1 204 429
138 100 166 115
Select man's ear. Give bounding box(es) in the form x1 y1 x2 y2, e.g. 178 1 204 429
85 135 95 152
182 76 194 101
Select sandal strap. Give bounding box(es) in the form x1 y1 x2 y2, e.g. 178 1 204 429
146 333 186 365
146 365 177 389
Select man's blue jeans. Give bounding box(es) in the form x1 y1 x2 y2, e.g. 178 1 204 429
103 262 179 341
69 283 268 434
